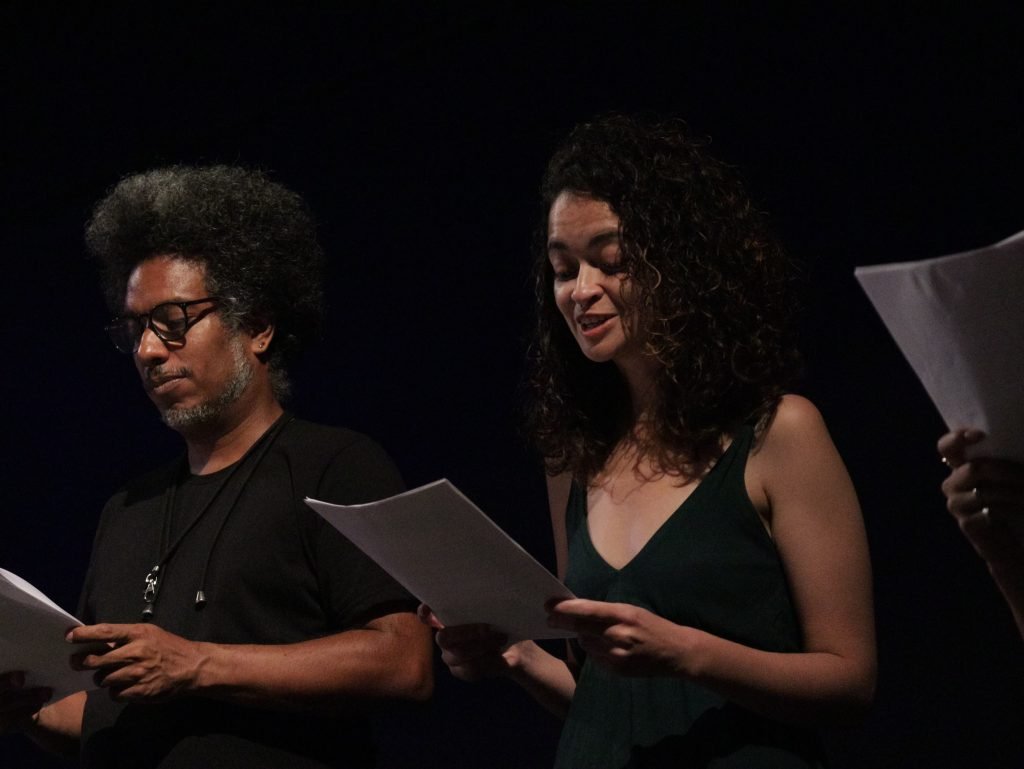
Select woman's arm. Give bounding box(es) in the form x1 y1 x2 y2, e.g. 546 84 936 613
939 428 1024 640
422 616 577 719
421 473 578 718
549 395 876 726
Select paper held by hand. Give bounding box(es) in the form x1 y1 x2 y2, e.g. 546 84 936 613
855 230 1024 462
305 479 574 641
0 569 102 700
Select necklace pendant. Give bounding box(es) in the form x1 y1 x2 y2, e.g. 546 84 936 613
142 565 160 619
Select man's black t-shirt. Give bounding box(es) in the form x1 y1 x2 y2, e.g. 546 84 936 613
77 417 415 768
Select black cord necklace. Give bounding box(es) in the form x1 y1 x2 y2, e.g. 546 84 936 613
141 413 293 620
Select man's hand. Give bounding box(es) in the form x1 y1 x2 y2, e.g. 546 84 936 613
0 671 51 735
68 624 206 702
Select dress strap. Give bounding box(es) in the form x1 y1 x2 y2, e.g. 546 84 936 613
564 479 586 541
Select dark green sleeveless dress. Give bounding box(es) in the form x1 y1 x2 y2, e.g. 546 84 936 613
555 426 826 769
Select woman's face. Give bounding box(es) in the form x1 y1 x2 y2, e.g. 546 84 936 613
546 192 645 370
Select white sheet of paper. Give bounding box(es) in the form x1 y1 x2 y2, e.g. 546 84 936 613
0 569 103 699
305 480 574 641
855 230 1024 461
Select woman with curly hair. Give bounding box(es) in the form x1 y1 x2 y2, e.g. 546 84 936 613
424 115 875 768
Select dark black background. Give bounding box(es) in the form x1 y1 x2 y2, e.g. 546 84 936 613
3 4 1023 767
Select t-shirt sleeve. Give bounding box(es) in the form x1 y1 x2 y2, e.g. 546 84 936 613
77 561 97 624
310 434 416 628
77 494 121 624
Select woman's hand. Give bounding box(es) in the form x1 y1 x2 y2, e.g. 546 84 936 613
417 605 516 682
418 604 578 716
546 599 693 677
939 429 1024 566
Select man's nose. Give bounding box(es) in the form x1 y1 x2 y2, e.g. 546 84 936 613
135 324 170 363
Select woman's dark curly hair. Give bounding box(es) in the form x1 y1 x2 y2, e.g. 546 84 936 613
85 165 325 401
525 114 801 482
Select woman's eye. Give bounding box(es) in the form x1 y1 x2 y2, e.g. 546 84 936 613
551 264 577 281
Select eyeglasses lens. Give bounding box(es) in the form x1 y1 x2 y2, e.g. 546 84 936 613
105 303 190 353
106 318 142 353
150 304 190 340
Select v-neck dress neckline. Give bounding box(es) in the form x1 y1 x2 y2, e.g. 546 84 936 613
580 433 745 575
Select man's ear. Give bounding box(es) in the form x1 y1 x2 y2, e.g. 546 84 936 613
250 321 275 356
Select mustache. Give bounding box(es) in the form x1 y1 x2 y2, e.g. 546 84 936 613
145 366 191 386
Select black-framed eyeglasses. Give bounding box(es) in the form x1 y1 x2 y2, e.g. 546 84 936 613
105 297 220 354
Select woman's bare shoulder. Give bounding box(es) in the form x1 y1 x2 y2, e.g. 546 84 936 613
755 394 830 453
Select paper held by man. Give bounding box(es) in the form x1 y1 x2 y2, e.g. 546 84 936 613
0 569 105 699
855 230 1024 463
306 480 574 642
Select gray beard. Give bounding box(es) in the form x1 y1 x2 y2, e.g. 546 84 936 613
160 339 254 432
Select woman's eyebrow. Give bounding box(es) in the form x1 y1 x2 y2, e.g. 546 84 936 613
547 229 620 253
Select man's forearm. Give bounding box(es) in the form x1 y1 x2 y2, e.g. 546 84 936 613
194 612 433 713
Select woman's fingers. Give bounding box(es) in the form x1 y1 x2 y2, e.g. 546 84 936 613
937 429 986 468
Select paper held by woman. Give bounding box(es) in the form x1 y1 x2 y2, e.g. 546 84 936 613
305 479 575 642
